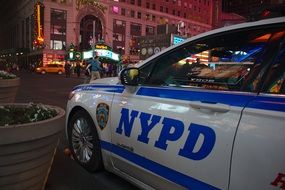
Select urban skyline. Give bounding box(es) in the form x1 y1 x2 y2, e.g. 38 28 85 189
0 0 283 68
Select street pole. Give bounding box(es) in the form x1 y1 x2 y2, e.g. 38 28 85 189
92 20 96 59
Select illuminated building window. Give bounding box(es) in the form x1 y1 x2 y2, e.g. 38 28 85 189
146 25 155 35
50 40 65 50
50 9 66 50
113 33 125 41
152 15 156 21
115 20 125 26
112 6 119 14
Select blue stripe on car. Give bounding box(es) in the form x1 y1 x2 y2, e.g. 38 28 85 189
246 95 285 112
100 140 220 190
73 85 125 93
136 87 254 107
73 85 285 112
136 87 285 112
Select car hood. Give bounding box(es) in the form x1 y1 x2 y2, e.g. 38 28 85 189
89 77 120 85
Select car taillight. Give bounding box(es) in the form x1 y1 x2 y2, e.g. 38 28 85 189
68 91 75 100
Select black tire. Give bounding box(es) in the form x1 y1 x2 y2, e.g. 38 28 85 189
67 110 103 172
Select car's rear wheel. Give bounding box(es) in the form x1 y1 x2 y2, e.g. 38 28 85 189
67 110 103 172
41 70 46 74
58 70 63 75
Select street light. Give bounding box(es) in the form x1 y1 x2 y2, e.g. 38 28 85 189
92 20 96 59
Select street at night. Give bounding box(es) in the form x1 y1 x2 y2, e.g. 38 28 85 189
15 71 138 190
1 0 285 189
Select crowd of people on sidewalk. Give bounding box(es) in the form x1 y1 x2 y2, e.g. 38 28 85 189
63 57 120 83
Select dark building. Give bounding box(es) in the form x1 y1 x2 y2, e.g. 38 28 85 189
222 0 285 20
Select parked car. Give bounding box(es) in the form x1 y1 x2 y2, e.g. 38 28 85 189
65 17 285 190
35 64 65 74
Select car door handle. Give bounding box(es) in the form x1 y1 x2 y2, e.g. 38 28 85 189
189 101 230 113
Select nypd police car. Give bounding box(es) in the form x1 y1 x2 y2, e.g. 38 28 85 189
66 17 285 190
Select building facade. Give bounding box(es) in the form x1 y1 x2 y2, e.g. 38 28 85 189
0 0 222 67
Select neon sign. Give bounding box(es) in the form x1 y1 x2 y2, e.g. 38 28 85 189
33 2 44 48
83 49 120 61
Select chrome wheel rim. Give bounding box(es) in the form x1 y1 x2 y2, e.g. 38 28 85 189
71 117 94 163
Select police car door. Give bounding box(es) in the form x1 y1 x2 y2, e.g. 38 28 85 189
230 30 285 190
110 26 274 189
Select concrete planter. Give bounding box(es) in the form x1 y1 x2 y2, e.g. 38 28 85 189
0 103 65 190
0 78 20 103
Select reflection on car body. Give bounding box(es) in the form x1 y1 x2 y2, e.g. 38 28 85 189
65 17 285 190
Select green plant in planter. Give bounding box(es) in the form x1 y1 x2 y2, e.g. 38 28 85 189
0 70 17 79
0 103 57 126
0 103 65 190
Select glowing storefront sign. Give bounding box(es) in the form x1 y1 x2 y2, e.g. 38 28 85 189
83 49 120 61
95 44 108 50
83 51 93 59
173 36 185 45
69 52 74 59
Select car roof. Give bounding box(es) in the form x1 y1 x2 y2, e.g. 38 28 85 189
136 16 285 68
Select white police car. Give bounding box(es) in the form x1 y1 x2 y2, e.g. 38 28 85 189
66 17 285 190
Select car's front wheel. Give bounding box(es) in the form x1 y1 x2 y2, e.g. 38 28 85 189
67 110 103 172
41 70 46 74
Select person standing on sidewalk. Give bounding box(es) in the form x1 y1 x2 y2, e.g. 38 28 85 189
90 56 102 81
84 61 92 83
64 61 71 78
74 61 81 78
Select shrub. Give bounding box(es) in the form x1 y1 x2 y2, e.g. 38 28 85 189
0 103 57 126
0 70 17 79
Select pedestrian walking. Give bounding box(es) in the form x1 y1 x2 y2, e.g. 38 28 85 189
74 62 81 78
89 56 102 81
84 61 92 83
65 61 71 78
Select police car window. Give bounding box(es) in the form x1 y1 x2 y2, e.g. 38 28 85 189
262 34 285 94
142 27 284 92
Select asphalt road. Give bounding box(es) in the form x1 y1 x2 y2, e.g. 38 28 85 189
15 71 138 190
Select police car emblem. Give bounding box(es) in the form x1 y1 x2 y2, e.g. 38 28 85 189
96 103 109 130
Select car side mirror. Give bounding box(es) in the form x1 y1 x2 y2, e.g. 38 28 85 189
120 68 140 86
